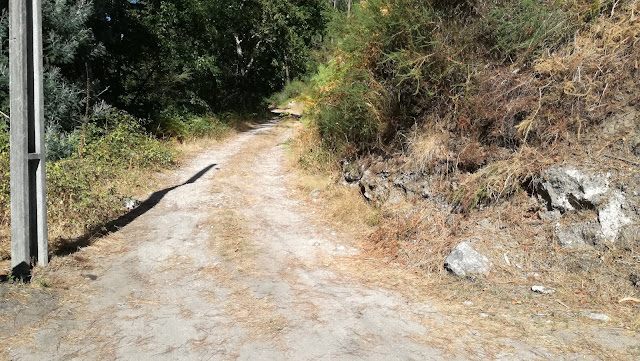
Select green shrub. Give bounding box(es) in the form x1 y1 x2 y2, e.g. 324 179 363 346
311 61 387 154
84 111 175 168
267 79 311 107
0 110 177 260
487 0 577 63
45 124 83 161
155 111 233 140
310 0 467 154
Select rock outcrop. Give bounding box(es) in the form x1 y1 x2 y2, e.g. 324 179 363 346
342 157 431 206
538 166 636 245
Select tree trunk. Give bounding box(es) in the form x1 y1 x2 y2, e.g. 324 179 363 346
284 54 290 86
347 0 352 17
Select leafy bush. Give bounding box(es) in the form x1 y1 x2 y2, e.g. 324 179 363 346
310 0 469 154
0 110 177 261
311 61 387 154
45 124 83 161
83 111 175 168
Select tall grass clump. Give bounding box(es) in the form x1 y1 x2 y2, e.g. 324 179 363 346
267 79 312 108
487 0 577 64
154 111 234 141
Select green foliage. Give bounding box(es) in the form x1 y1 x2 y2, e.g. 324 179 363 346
46 111 175 234
487 0 576 63
0 110 176 246
310 0 466 153
307 0 591 156
45 124 83 161
267 79 311 107
311 61 386 153
156 113 233 140
83 111 175 168
91 0 329 118
0 0 99 130
1 0 329 133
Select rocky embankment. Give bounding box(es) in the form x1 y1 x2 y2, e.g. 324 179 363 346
341 154 640 278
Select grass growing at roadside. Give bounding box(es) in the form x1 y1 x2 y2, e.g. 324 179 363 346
0 109 249 263
0 111 177 262
267 79 312 108
286 120 381 234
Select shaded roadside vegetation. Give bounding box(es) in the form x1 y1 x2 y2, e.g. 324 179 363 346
0 0 330 264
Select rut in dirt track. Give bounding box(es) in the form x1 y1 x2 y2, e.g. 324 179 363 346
7 119 565 361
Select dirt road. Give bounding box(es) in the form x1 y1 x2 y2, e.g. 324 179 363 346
2 120 630 360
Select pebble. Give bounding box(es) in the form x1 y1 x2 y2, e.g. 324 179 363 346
463 301 474 306
531 285 556 294
587 313 610 322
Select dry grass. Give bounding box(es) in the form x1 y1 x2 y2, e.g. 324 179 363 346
462 2 639 147
289 18 640 350
286 121 381 234
0 116 256 267
367 204 458 273
452 146 551 212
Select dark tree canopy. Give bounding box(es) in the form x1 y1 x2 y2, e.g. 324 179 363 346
0 0 329 131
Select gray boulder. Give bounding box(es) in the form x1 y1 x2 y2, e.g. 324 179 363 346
444 242 490 277
539 167 609 212
539 166 633 243
555 221 604 248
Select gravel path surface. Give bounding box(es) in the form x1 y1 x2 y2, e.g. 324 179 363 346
5 119 617 361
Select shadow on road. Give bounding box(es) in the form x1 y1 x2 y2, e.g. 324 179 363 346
52 163 218 258
3 115 283 280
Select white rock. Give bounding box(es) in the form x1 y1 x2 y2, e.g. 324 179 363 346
598 191 631 241
586 312 610 322
531 285 556 294
444 242 490 277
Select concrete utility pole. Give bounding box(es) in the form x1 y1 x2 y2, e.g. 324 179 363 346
9 0 48 276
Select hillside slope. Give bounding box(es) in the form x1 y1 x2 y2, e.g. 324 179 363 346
291 0 640 333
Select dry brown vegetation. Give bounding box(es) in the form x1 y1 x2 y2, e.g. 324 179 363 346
429 2 640 209
382 3 640 329
289 1 640 347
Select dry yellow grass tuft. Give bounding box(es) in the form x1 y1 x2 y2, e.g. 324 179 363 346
285 121 380 235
